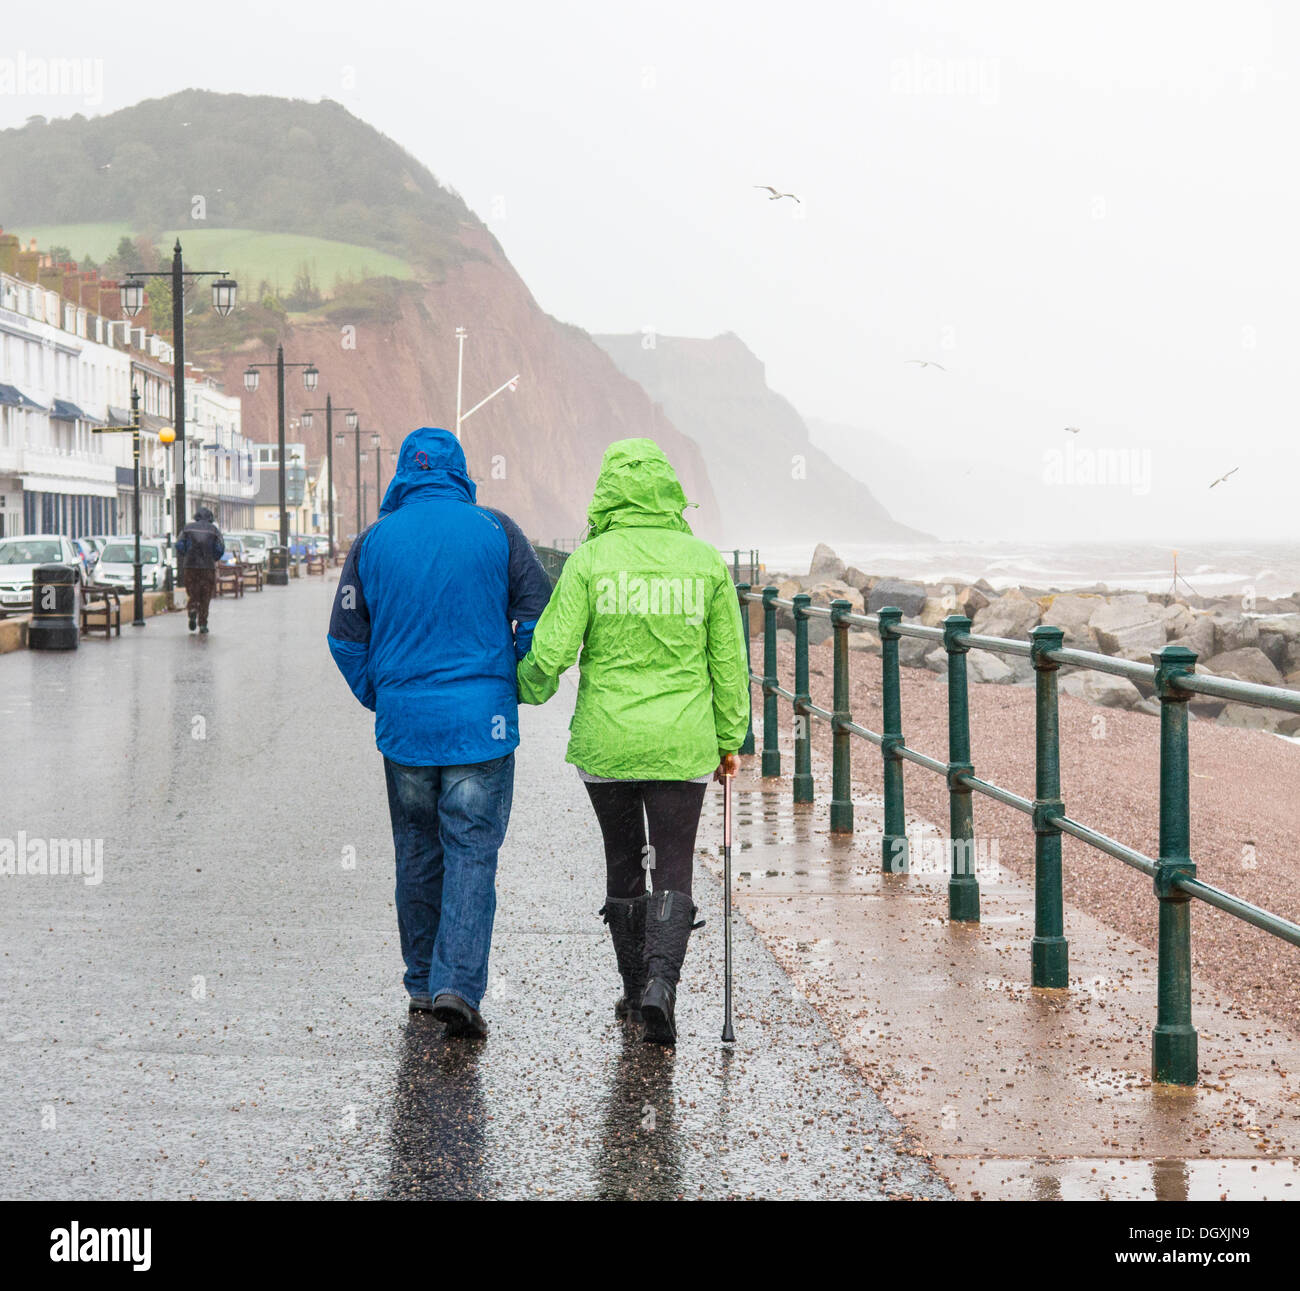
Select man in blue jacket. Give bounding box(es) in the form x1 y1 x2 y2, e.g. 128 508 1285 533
328 427 551 1038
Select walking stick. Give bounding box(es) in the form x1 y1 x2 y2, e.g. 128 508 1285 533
722 762 736 1043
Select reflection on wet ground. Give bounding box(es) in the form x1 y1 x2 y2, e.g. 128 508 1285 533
950 1155 1298 1201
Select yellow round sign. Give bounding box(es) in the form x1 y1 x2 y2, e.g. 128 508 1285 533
159 427 176 445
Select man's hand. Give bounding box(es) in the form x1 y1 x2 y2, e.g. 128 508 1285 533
714 752 739 782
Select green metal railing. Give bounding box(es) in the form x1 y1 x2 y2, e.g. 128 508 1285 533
737 582 1300 1087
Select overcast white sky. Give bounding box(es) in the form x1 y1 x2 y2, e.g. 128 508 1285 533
2 0 1296 541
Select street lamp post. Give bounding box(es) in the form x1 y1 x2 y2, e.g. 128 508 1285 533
333 413 364 541
450 324 520 442
118 241 236 548
243 346 318 585
372 432 383 513
301 397 356 563
89 386 147 627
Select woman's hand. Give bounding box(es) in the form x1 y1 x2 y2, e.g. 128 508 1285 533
714 752 739 782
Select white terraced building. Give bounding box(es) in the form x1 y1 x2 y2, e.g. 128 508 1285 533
0 270 138 540
0 249 255 543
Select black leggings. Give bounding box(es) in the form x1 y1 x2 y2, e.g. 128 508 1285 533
585 780 709 899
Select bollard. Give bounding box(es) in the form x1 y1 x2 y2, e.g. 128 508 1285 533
760 585 781 777
1029 625 1069 987
732 548 740 583
737 583 755 755
943 614 980 922
878 607 907 872
1151 644 1199 1086
829 599 854 833
28 564 79 651
792 593 813 802
267 545 290 587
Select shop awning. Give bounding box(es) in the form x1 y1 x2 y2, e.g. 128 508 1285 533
50 398 89 421
0 382 43 410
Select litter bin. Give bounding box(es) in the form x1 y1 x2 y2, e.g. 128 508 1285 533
28 563 79 650
268 545 290 587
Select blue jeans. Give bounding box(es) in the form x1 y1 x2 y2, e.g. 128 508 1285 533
383 752 515 1011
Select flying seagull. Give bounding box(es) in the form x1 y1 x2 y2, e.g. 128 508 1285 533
1209 466 1239 489
905 359 947 371
1065 426 1082 434
754 185 800 203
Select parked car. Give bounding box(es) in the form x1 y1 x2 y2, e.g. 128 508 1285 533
80 536 120 562
219 536 247 567
225 531 270 567
0 535 86 615
287 534 330 558
94 540 168 592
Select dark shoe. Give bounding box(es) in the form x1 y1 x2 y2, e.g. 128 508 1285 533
199 624 209 634
433 992 487 1039
188 614 197 631
640 890 702 1046
408 994 434 1014
600 894 647 1021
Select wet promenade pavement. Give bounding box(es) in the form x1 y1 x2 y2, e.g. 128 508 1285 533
0 577 946 1200
701 741 1300 1200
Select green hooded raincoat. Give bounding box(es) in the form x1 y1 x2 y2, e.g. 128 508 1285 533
517 438 750 779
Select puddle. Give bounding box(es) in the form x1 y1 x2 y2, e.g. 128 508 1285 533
945 1155 1300 1200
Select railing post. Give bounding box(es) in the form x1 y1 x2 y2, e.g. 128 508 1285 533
737 582 755 755
1151 644 1199 1086
732 548 740 582
878 607 908 873
830 599 854 833
761 585 781 777
792 593 813 803
1029 625 1068 987
943 614 980 922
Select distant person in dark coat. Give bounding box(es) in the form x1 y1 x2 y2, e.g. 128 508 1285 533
176 506 224 634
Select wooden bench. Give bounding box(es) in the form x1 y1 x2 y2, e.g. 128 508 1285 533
80 584 121 638
306 555 326 576
238 562 264 593
215 565 243 598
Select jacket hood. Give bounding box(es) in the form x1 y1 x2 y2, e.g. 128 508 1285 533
194 507 215 523
379 427 476 516
586 438 693 538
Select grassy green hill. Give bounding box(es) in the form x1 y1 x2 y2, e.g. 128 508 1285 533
15 223 413 296
0 90 487 277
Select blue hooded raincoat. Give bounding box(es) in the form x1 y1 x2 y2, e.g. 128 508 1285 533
327 427 552 766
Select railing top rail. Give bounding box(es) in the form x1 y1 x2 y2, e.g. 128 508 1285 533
1172 670 1300 715
958 631 1034 660
1047 645 1154 683
894 622 944 642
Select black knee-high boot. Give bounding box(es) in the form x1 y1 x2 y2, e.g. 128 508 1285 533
599 895 647 1021
640 889 701 1045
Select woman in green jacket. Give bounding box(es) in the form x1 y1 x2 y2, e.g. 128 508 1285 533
517 439 750 1044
